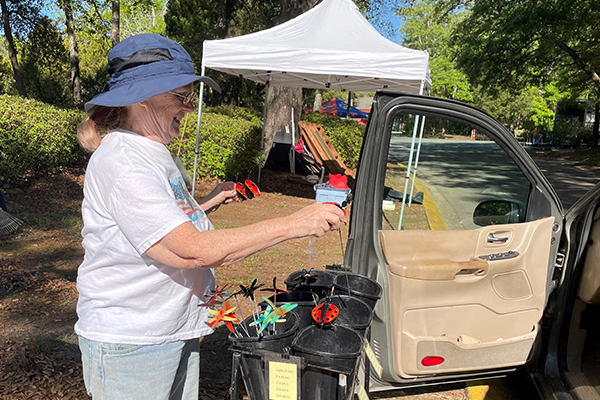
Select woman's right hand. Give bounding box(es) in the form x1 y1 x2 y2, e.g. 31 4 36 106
287 202 347 239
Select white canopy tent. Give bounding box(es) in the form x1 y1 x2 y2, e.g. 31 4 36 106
192 0 432 218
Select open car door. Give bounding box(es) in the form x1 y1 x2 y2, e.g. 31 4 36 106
345 93 565 387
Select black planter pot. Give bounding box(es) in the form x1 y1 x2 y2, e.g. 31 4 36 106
285 269 334 298
229 312 299 400
333 273 383 310
292 324 364 400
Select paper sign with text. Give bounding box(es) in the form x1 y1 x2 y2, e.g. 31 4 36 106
268 361 298 400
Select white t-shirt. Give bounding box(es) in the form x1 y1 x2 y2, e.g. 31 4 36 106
75 129 215 345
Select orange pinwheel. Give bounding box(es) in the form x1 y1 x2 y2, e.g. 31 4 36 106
206 302 239 332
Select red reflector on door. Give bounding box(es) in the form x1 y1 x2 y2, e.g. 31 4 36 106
421 356 445 366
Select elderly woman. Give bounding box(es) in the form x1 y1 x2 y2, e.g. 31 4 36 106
75 34 345 400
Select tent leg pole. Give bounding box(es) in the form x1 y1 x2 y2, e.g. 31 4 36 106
192 65 206 197
398 115 420 230
398 81 425 228
346 91 352 118
408 116 426 206
258 83 270 183
291 107 296 174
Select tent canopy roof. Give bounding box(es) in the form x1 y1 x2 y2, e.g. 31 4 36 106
202 0 431 94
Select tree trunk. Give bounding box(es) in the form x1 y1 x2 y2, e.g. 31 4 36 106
63 1 81 103
111 0 120 47
592 100 599 148
261 0 319 165
262 85 303 166
0 0 26 96
313 89 323 112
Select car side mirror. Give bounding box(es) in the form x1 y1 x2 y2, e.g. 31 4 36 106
473 200 525 226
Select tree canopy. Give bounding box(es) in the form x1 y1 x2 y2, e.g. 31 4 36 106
0 0 594 147
449 0 600 96
398 0 472 101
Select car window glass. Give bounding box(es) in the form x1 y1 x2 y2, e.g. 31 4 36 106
381 112 531 231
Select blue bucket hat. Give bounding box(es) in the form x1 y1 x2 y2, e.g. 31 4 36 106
85 34 220 113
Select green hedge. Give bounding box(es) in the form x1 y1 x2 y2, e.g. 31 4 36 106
0 95 87 184
0 97 364 184
300 113 365 170
168 107 263 180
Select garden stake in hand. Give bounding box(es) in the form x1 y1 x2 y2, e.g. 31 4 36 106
235 182 251 200
244 179 261 197
235 179 261 201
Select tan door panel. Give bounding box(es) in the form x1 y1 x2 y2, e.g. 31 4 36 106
579 208 600 304
379 217 554 377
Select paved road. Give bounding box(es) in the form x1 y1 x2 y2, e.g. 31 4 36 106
532 158 600 210
389 138 600 229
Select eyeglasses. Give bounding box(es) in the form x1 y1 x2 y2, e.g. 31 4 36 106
168 90 196 105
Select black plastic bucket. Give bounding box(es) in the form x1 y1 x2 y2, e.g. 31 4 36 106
292 325 364 400
320 295 373 336
258 291 317 331
285 269 334 298
333 273 383 310
229 312 298 400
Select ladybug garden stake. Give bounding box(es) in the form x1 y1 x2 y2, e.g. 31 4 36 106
312 299 340 327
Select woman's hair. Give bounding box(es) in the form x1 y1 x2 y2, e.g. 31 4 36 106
77 106 128 152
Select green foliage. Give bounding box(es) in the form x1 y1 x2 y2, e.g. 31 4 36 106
21 17 71 105
165 0 277 109
204 105 262 121
399 0 472 101
549 119 591 147
473 86 537 133
202 71 266 112
450 0 600 95
3 0 43 38
0 46 16 95
165 0 279 64
355 0 405 40
0 95 87 184
66 0 111 103
301 113 365 169
168 107 263 179
121 0 167 38
527 83 566 132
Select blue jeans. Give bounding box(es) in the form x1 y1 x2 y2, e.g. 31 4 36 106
78 336 200 400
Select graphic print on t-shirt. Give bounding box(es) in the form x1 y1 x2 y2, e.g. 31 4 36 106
169 177 207 223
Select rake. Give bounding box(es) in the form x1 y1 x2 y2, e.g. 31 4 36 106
0 209 22 235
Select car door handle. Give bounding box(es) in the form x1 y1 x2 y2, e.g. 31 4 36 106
487 233 508 243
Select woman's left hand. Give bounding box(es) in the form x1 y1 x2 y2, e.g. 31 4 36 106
199 181 239 214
